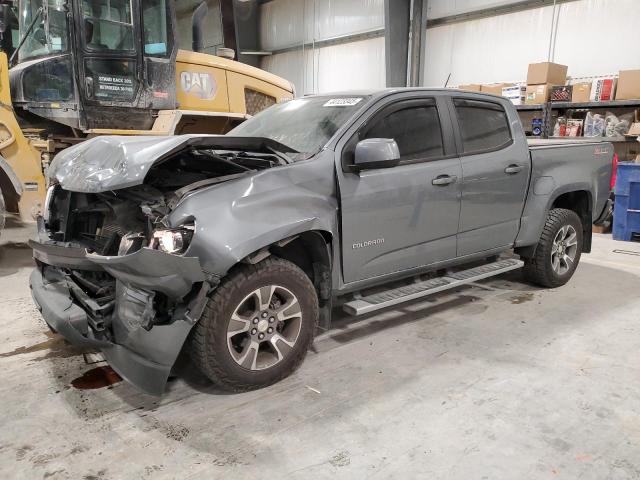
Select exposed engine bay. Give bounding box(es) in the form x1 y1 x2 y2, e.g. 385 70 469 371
45 146 285 257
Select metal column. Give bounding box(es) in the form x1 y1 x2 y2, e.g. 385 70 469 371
384 0 429 88
384 0 410 87
409 0 428 87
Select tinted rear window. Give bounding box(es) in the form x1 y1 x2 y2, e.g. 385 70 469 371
453 99 512 154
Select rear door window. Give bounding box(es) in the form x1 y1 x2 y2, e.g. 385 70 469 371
453 99 512 154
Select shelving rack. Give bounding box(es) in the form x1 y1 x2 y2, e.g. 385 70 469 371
515 99 640 138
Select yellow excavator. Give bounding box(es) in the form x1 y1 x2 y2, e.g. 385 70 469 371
0 0 294 233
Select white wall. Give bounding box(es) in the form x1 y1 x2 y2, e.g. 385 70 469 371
259 0 640 92
425 0 640 87
259 0 385 95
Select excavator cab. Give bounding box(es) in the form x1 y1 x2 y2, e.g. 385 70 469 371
6 0 179 131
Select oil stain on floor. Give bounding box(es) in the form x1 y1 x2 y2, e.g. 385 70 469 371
71 366 122 390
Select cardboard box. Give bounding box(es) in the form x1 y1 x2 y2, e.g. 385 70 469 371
590 78 617 101
527 62 568 85
525 84 555 104
571 82 591 103
502 85 526 105
481 83 515 96
627 122 640 137
550 85 572 102
616 70 640 100
458 84 482 92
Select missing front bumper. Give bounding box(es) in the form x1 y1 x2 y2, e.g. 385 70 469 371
29 241 209 395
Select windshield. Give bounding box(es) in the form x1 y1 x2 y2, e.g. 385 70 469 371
229 96 370 155
18 0 69 62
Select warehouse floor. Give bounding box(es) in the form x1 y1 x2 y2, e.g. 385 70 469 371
1 219 639 480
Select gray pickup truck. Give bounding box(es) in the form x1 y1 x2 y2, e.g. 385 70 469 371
29 89 614 395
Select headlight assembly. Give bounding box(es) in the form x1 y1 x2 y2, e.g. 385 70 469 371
150 226 194 254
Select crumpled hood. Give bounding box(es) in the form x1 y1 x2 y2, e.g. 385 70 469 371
48 134 218 193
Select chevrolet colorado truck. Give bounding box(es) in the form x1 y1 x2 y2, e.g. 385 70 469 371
29 89 614 395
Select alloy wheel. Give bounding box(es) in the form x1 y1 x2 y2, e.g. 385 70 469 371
551 225 578 275
226 285 303 371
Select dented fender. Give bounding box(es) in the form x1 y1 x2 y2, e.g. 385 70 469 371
169 149 339 276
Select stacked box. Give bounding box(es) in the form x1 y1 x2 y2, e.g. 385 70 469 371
590 78 617 101
502 85 526 105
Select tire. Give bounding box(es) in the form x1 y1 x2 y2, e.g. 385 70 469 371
189 257 318 392
523 208 583 288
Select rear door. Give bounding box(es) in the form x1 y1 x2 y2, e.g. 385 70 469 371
450 97 531 256
336 94 462 284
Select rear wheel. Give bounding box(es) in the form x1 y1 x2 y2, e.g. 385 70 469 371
189 257 318 392
523 208 583 288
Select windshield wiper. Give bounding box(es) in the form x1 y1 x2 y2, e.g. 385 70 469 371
264 145 293 165
9 6 42 66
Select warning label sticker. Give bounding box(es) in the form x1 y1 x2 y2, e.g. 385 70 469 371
323 97 363 107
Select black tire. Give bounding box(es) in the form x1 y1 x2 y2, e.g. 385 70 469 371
189 257 318 392
523 208 583 288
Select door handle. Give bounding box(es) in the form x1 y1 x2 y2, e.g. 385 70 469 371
432 175 457 186
504 164 523 174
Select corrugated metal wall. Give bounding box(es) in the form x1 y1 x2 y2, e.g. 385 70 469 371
259 0 640 93
425 0 640 87
259 0 385 95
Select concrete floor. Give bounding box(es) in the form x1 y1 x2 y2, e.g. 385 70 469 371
1 218 640 480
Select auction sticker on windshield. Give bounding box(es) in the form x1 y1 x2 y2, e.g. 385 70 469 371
323 98 363 107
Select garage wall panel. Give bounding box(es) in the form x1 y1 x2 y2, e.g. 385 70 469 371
425 0 640 87
262 37 385 95
427 0 529 19
260 0 384 50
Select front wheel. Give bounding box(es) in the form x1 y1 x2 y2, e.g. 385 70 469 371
188 257 318 392
523 208 583 288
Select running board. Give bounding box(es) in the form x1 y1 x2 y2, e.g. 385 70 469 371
343 258 524 316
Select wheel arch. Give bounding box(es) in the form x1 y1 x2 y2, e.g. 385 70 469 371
241 230 334 331
549 189 592 253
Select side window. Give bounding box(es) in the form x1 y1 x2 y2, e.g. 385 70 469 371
142 0 170 57
82 0 134 51
453 99 512 154
363 104 445 162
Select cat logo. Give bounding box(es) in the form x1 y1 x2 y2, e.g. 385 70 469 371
180 71 216 100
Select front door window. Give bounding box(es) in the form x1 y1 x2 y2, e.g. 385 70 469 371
82 0 134 51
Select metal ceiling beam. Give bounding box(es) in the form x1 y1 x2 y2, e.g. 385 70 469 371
427 0 581 27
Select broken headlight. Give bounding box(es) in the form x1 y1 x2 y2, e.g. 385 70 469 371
150 226 194 254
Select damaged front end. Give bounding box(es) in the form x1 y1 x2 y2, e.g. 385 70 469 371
29 135 290 394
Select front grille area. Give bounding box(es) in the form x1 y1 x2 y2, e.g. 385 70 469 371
245 89 276 116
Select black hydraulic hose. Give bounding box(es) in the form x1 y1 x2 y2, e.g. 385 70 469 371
9 6 42 66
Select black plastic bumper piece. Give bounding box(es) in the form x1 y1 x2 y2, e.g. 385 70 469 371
29 268 110 348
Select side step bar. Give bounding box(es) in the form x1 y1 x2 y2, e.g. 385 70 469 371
343 258 524 316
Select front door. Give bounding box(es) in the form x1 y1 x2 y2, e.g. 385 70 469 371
449 97 531 256
337 96 462 284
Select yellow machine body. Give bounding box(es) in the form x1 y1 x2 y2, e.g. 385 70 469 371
0 51 294 223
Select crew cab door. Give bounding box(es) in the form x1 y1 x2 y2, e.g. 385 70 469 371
336 95 462 284
449 97 531 256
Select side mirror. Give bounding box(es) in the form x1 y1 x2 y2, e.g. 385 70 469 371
353 138 400 171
